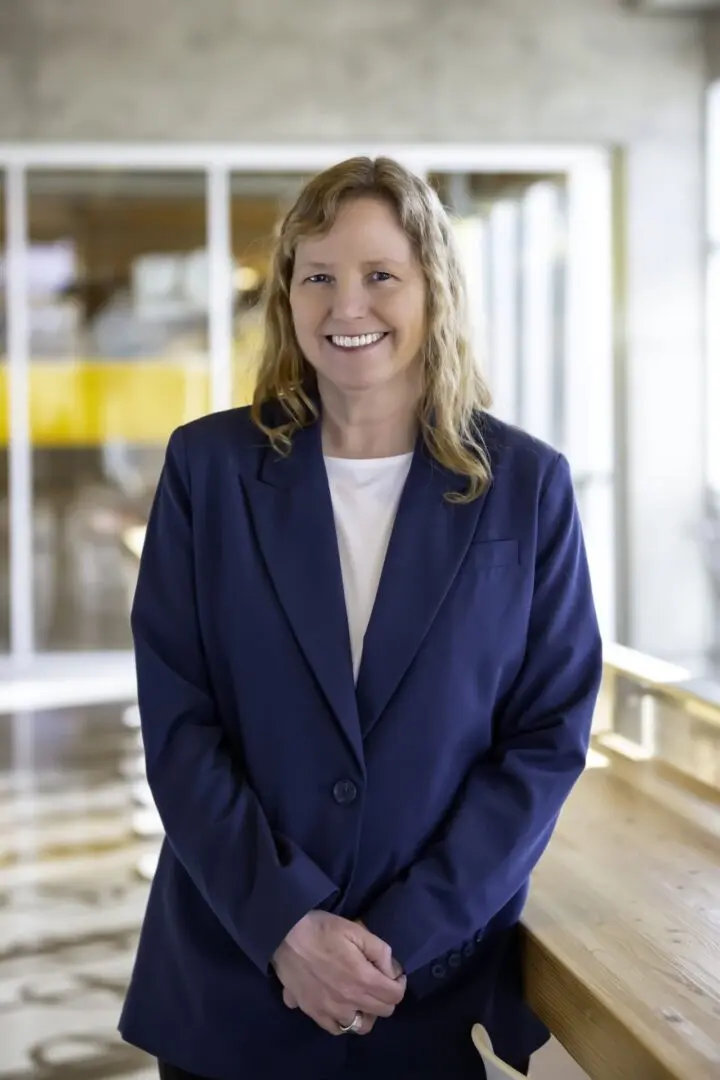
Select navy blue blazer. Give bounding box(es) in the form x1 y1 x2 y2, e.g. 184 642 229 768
119 405 602 1080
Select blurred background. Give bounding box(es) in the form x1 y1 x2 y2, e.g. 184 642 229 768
0 1 719 1078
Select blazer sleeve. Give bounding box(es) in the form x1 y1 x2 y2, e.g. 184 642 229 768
131 427 339 974
360 452 602 987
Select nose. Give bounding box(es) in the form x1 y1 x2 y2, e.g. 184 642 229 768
331 277 370 321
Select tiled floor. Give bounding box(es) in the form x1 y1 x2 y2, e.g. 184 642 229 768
0 704 586 1080
0 705 158 1080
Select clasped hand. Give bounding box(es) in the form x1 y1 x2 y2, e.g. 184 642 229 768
272 911 406 1036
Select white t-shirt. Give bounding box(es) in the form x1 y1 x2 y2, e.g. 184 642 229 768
324 453 413 681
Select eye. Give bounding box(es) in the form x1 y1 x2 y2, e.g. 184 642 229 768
370 271 393 283
305 273 332 284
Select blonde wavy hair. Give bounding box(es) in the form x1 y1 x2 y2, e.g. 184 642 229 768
251 156 492 501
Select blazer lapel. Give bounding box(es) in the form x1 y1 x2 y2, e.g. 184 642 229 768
239 421 363 767
356 438 490 738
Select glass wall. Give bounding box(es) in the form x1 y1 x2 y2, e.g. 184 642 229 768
429 172 568 448
26 171 208 651
0 151 614 661
429 169 614 639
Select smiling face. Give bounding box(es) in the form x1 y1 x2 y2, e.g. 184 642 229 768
289 196 427 399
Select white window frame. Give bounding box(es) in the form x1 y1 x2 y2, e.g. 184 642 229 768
0 141 614 670
706 83 720 495
706 82 720 664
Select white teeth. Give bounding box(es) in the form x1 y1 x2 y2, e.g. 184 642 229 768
330 332 386 349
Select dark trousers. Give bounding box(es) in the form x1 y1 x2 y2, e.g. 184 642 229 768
158 1057 531 1078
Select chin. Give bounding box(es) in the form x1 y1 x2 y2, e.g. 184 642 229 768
322 368 396 394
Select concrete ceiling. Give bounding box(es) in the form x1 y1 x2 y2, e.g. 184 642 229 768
630 0 720 9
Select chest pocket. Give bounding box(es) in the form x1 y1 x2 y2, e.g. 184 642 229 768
468 538 519 569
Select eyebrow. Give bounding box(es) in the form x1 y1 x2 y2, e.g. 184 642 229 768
295 258 407 270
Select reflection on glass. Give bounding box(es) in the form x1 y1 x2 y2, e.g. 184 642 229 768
230 173 313 406
708 252 720 495
519 181 565 445
485 200 520 425
0 173 7 651
427 171 567 446
708 83 720 494
451 215 488 369
708 81 720 249
27 171 209 651
705 83 720 673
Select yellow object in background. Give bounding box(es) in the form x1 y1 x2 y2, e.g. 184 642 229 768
0 358 259 446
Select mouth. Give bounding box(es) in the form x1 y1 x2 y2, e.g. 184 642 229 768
325 331 389 351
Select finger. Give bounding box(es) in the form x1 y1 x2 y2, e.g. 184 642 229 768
282 988 299 1009
326 987 393 1019
344 944 405 1001
355 962 407 1008
333 1010 376 1037
357 983 406 1016
354 995 395 1019
324 1016 348 1036
307 1009 348 1036
355 929 396 981
355 1013 377 1036
333 970 403 1014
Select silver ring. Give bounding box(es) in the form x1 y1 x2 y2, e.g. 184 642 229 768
338 1011 362 1034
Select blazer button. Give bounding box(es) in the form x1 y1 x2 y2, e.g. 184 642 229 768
447 951 462 969
431 962 447 980
332 779 358 805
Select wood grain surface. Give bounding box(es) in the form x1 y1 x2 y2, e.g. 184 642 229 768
523 756 720 1079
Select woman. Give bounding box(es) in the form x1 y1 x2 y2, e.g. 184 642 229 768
119 156 602 1079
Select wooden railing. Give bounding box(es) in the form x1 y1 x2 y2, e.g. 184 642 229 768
524 644 720 1079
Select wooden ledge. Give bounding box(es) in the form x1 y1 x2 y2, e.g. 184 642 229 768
523 756 720 1079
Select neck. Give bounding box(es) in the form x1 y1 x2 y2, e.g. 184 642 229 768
319 378 419 459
